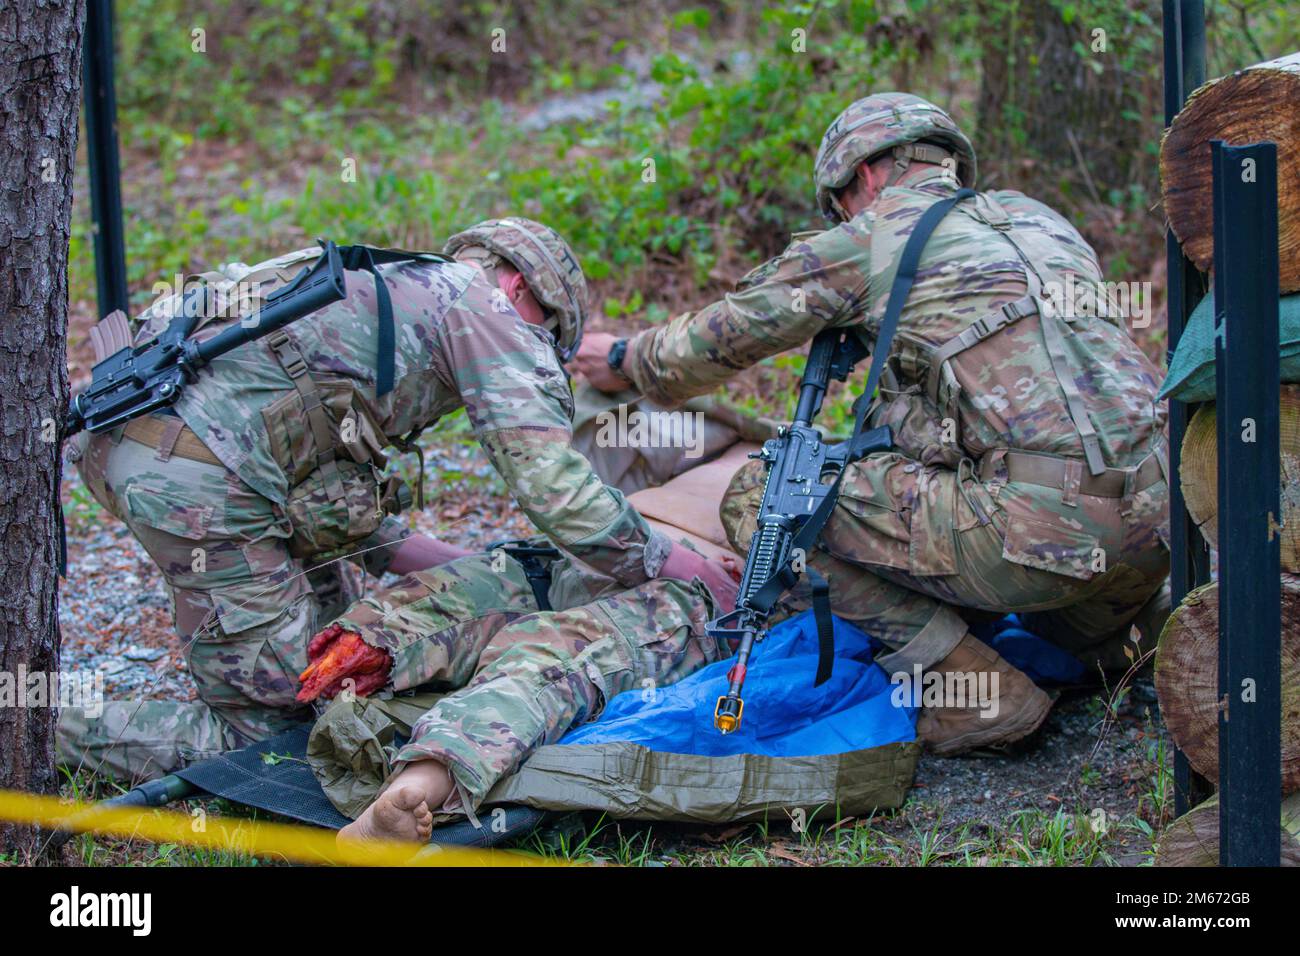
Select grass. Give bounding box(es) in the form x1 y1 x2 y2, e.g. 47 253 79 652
50 693 1171 867
47 768 264 867
516 800 1162 867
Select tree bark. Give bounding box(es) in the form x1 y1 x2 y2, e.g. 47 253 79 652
1180 387 1300 573
1154 577 1300 795
0 0 85 860
1161 53 1300 293
1156 792 1300 867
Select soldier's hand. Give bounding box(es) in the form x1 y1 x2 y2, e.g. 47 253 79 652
570 331 629 393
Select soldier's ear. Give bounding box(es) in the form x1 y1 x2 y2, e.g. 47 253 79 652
832 163 873 220
502 269 528 302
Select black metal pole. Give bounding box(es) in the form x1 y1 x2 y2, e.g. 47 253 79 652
1162 0 1213 816
1211 140 1282 867
83 0 128 318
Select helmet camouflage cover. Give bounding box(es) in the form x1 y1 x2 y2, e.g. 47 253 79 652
813 92 977 220
444 217 588 361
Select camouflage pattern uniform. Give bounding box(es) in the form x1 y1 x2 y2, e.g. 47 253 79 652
307 548 723 823
624 94 1170 675
59 220 671 781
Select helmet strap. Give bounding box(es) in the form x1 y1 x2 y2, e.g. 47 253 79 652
885 143 956 188
884 146 914 188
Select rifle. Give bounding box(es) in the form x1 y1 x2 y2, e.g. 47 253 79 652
707 186 978 733
66 240 347 438
708 327 888 733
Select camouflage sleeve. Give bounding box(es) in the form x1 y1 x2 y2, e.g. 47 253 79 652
624 223 872 405
349 515 411 578
433 279 671 587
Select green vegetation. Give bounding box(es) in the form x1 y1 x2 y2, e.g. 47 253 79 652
71 0 1298 418
524 801 1162 866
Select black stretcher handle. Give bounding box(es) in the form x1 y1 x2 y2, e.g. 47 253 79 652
45 774 197 850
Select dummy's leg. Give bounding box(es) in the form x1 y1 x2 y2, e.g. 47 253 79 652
338 577 721 844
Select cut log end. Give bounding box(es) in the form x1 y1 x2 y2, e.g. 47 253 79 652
1156 793 1300 867
1160 52 1300 294
1179 385 1300 573
1154 577 1300 793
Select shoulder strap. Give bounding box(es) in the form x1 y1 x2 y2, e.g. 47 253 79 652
957 197 1107 475
265 328 346 502
851 188 977 454
746 189 977 659
336 244 451 397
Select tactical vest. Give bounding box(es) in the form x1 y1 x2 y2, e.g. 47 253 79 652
131 245 461 543
874 186 1167 502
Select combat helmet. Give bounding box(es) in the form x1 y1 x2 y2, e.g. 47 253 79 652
813 93 977 221
444 217 588 361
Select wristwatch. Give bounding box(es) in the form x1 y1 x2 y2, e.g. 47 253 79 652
607 338 632 383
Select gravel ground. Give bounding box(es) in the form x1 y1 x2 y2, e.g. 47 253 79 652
908 681 1165 851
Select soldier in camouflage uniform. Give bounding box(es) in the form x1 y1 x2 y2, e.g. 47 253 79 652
59 217 735 781
576 94 1171 754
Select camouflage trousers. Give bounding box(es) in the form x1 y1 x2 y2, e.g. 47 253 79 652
57 426 376 781
721 449 1170 676
309 550 723 822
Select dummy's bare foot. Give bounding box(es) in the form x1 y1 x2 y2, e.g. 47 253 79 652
337 760 453 849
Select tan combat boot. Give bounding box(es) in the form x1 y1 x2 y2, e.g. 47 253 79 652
915 633 1053 756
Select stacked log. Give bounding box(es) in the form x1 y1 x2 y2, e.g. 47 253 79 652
1155 793 1300 867
1161 52 1300 293
1178 385 1300 572
1156 49 1300 864
1154 577 1300 792
1160 374 1300 868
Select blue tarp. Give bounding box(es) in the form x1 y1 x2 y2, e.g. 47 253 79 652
560 610 1085 758
561 612 911 758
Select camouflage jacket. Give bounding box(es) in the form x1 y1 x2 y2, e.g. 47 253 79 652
624 167 1166 470
134 247 668 587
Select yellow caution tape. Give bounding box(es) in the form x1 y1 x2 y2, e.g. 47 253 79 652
0 787 562 867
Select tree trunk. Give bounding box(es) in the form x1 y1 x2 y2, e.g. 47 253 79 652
0 0 85 861
975 0 1160 199
1156 792 1300 867
1154 577 1300 794
1179 387 1300 572
1160 53 1300 294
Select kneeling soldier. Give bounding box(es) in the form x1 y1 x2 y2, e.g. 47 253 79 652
59 217 735 780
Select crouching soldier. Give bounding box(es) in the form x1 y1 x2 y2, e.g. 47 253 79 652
59 217 735 780
574 94 1172 755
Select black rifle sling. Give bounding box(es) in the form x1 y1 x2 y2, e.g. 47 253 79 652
747 187 976 684
336 245 451 397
